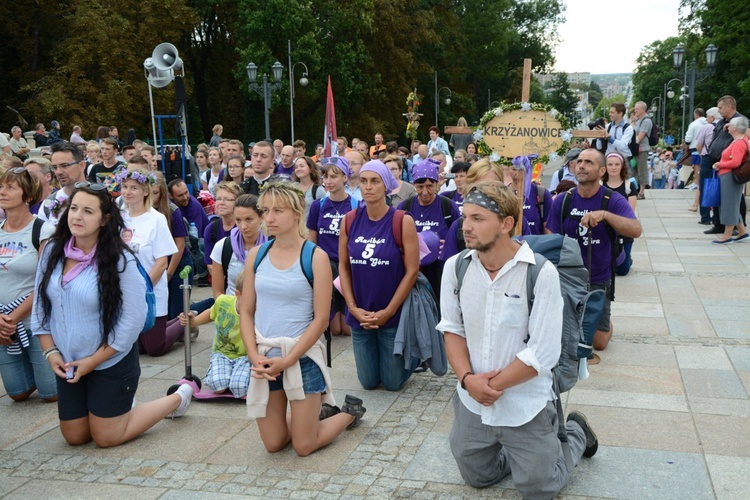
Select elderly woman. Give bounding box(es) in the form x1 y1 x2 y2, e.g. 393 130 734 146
711 116 749 244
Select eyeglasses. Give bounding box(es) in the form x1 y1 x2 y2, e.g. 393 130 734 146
50 161 81 171
74 182 107 192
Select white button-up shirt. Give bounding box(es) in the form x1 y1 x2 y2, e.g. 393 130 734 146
437 242 563 427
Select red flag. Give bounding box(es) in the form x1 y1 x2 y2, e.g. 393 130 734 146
323 76 338 157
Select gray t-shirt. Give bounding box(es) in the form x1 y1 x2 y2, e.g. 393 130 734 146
636 117 653 152
0 219 55 326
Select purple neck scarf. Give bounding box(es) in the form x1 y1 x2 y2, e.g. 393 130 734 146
62 238 97 286
230 227 268 264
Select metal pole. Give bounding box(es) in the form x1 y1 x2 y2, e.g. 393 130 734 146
288 39 295 143
681 60 688 142
434 71 438 127
147 80 157 146
263 73 271 140
689 58 696 121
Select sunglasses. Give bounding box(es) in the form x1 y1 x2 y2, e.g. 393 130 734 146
74 182 107 192
10 167 27 175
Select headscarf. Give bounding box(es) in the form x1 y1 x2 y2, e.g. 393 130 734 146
359 160 399 192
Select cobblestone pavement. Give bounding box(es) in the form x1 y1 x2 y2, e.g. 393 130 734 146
1 189 749 499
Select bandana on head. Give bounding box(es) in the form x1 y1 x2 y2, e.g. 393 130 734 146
321 156 352 178
411 159 441 182
464 187 504 216
359 160 400 192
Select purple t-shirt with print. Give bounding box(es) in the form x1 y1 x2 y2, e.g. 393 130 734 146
546 186 636 283
345 207 405 329
523 187 553 236
177 196 210 234
439 218 462 261
276 164 295 178
306 196 355 261
397 195 460 240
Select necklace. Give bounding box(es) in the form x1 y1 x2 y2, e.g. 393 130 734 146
329 197 351 216
482 263 502 273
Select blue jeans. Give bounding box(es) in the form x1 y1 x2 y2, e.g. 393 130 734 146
616 239 634 276
0 335 57 399
652 178 666 189
351 327 417 391
191 297 215 314
168 252 194 320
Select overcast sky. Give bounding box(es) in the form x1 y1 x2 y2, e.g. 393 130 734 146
553 0 681 74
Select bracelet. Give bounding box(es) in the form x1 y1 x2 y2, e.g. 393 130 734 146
42 346 58 357
460 371 474 390
44 348 60 360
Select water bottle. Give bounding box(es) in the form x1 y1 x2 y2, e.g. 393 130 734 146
189 222 199 240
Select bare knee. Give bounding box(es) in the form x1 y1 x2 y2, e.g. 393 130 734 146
293 442 316 457
61 429 92 446
263 440 288 453
44 395 58 403
10 387 36 402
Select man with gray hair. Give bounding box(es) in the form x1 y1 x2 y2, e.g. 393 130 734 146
633 101 653 199
9 126 30 160
702 96 746 234
694 107 721 220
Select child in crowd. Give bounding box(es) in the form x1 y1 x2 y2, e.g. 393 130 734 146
667 159 680 189
180 273 250 398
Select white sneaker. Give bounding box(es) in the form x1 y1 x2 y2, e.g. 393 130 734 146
167 384 193 418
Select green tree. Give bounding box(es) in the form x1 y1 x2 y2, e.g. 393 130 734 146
546 73 578 124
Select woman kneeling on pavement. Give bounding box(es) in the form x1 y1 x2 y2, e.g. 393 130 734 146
241 182 364 456
32 183 192 448
339 160 421 391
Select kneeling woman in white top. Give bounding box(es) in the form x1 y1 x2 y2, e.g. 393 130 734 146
240 183 366 456
119 168 179 356
32 183 192 448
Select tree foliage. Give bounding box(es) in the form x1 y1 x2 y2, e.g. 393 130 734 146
1 0 565 147
546 73 578 125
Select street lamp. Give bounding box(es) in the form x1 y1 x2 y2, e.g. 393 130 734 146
287 40 310 143
672 42 718 134
664 77 684 138
246 60 284 140
434 71 452 127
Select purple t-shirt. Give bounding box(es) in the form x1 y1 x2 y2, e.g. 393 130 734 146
397 195 460 240
170 207 190 259
306 195 355 261
439 218 462 261
345 207 405 329
546 186 636 283
176 196 210 234
524 187 553 236
276 164 295 178
203 218 233 265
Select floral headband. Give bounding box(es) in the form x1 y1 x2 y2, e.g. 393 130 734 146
114 169 157 186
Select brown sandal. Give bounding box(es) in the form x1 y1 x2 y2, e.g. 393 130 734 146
587 353 601 365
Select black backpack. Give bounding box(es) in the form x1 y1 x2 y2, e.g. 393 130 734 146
647 118 659 147
169 202 192 251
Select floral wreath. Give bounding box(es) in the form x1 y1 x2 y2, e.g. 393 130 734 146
404 92 422 140
114 169 157 186
473 101 573 166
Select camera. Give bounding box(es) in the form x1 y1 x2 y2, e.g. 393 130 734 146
587 118 606 130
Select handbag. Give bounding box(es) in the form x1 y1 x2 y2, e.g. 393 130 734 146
701 171 721 208
731 138 750 184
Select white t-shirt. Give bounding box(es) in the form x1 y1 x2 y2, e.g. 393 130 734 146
207 170 221 196
210 236 244 296
38 190 70 226
121 208 178 316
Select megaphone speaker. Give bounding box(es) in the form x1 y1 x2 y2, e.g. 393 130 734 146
152 42 183 71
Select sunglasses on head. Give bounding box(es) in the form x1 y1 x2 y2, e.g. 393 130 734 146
9 167 27 174
74 182 107 192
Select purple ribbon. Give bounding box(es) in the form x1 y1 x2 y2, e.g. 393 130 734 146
62 238 97 286
511 155 534 202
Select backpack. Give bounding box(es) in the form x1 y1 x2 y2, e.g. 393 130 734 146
319 195 359 212
647 118 660 147
452 234 606 468
627 123 640 157
402 195 455 230
731 138 750 184
30 218 44 251
133 257 157 333
168 202 192 251
252 239 333 366
344 208 406 251
560 187 620 301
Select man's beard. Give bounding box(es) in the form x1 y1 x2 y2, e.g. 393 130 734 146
465 232 501 253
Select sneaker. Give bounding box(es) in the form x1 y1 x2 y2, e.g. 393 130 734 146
567 411 598 458
167 383 193 418
319 403 341 420
341 394 366 429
